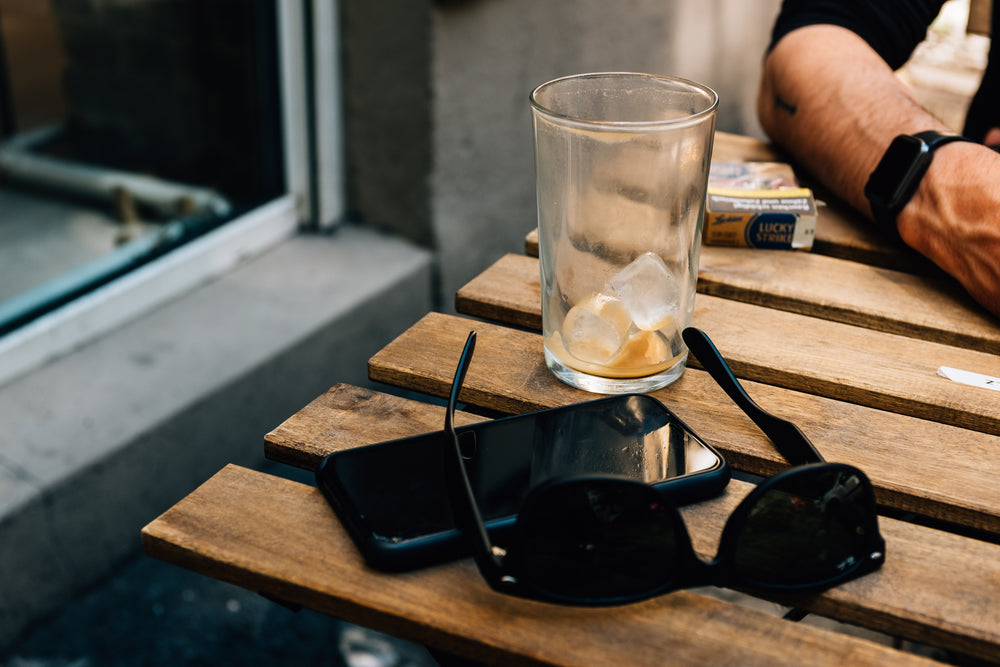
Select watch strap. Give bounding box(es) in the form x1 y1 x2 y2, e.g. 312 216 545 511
912 130 976 152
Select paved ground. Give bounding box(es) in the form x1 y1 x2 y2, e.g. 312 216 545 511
1 552 441 667
0 462 440 667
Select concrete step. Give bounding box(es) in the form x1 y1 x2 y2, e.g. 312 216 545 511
0 224 433 650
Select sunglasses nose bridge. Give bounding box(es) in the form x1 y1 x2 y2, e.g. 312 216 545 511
677 554 723 590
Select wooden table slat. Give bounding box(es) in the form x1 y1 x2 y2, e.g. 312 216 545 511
698 245 998 349
457 259 1000 435
691 295 1000 431
142 462 990 664
367 313 1000 536
510 241 999 352
264 383 489 471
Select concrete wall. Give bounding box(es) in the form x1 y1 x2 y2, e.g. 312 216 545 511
340 0 433 248
342 0 783 311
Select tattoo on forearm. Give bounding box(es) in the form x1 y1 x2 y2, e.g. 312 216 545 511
774 93 797 115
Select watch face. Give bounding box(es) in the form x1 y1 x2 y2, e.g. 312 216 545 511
864 135 931 209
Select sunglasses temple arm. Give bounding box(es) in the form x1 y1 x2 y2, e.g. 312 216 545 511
682 327 825 465
444 332 506 579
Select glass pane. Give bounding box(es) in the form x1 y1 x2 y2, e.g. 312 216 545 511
0 0 284 334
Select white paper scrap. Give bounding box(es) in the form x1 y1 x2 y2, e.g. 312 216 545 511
937 366 1000 392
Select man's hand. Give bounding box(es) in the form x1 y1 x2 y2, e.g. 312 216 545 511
900 142 1000 316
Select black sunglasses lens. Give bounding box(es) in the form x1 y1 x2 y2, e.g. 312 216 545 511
510 479 683 600
730 467 879 586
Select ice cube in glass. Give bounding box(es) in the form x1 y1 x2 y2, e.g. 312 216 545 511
561 293 631 364
609 252 679 332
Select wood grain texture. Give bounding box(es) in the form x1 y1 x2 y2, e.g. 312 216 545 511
512 241 999 351
697 245 999 350
265 383 488 470
367 313 1000 535
690 296 1000 434
142 464 987 664
452 255 1000 433
455 255 541 331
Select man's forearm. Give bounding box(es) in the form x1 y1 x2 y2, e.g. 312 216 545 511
758 24 1000 317
757 24 952 217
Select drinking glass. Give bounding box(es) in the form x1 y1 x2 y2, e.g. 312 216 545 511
531 72 718 393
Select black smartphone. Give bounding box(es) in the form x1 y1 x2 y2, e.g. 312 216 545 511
316 393 729 571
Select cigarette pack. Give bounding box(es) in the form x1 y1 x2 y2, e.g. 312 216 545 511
703 161 816 250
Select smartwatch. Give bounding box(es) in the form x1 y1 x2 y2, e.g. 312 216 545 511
864 130 976 227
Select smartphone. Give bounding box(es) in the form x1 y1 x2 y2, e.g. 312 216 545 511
316 393 729 571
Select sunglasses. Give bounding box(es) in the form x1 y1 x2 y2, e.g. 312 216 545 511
444 330 886 605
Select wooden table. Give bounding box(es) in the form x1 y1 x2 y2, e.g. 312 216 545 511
142 133 1000 666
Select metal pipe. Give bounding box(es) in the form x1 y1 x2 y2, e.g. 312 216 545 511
0 125 232 218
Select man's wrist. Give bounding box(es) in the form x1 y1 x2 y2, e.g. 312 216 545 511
864 132 978 229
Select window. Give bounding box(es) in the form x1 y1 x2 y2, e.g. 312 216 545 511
0 0 342 385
